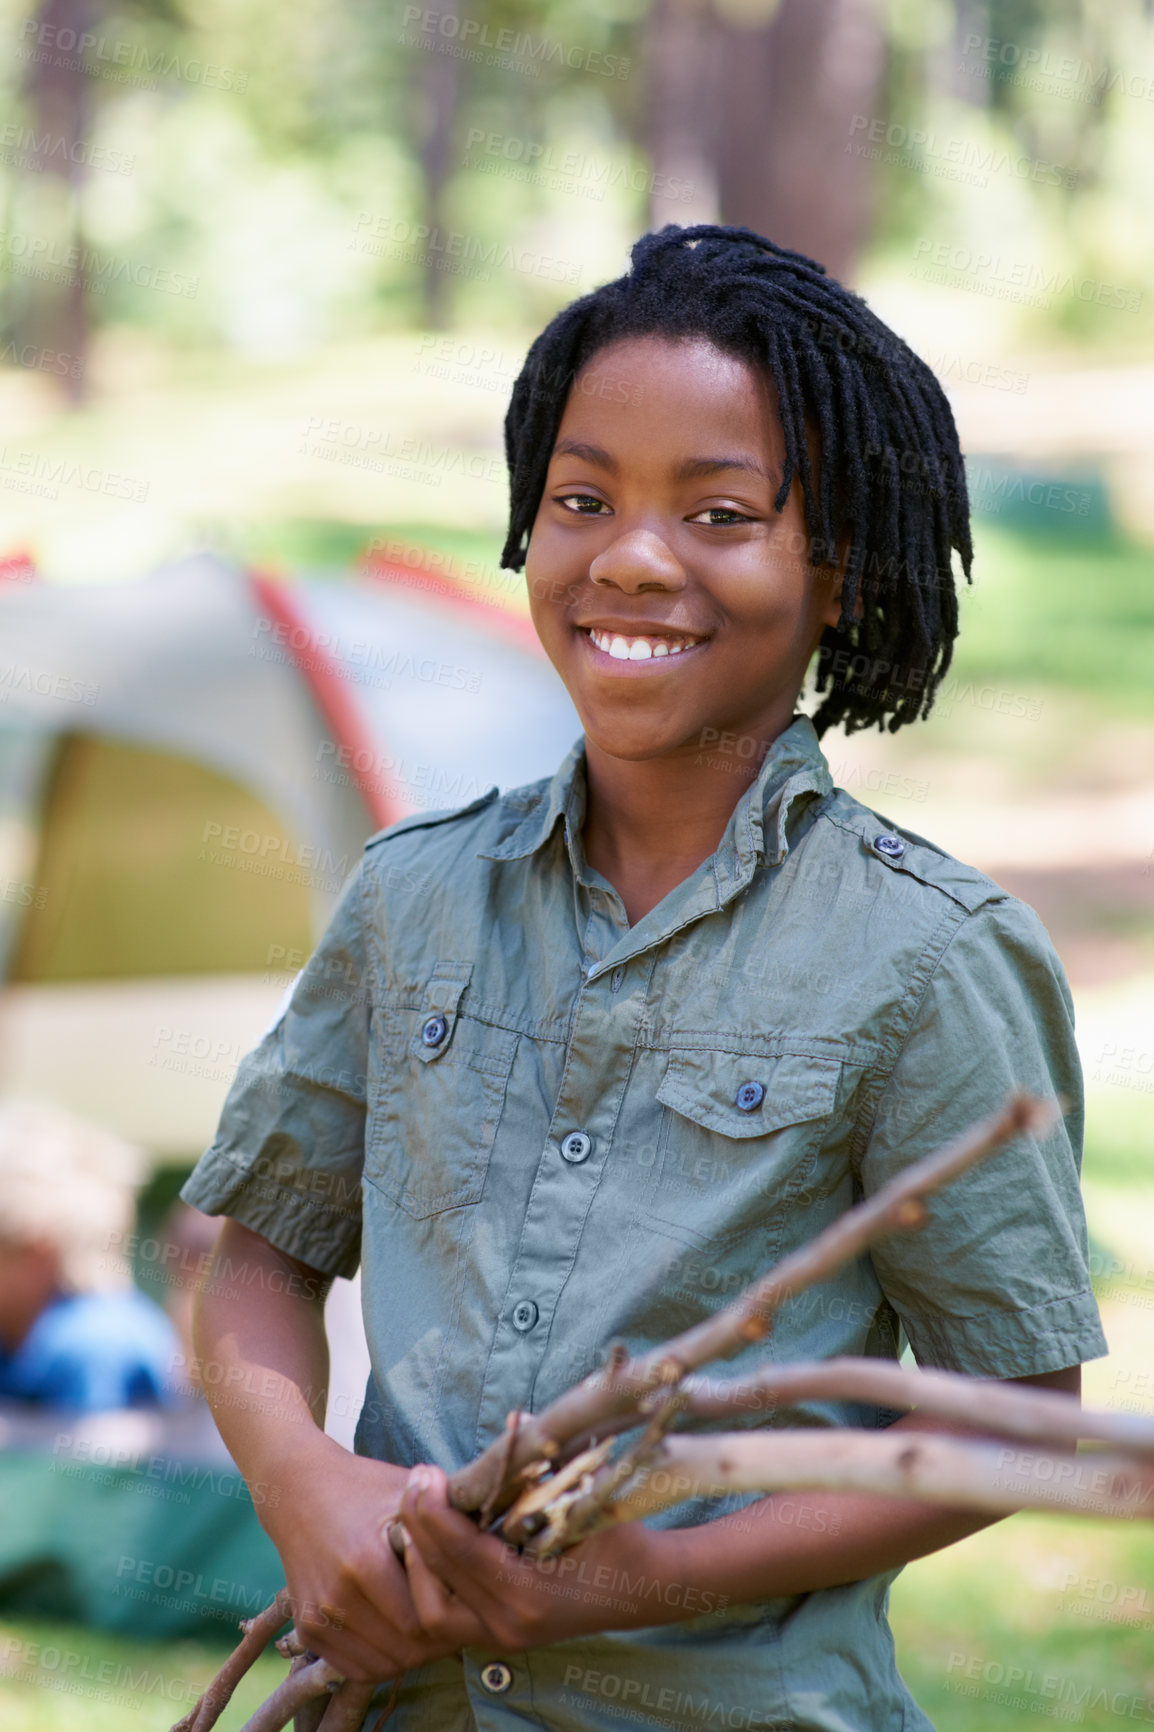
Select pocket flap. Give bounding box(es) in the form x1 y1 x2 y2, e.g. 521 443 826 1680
656 1050 841 1139
411 960 473 1064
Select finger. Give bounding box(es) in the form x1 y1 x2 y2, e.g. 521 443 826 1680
400 1467 514 1625
402 1531 487 1646
290 1582 408 1684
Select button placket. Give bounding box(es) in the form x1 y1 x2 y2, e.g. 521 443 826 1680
473 951 658 1456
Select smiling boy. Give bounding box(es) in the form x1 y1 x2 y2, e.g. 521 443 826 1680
184 226 1106 1730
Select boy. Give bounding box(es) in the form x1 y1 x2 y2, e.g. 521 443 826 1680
0 1098 179 1411
184 226 1107 1729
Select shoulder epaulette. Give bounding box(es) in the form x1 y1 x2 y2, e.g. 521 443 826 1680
363 786 501 851
821 795 1006 916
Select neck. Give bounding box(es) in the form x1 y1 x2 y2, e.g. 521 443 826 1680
581 719 793 923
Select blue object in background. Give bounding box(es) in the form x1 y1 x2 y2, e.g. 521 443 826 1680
0 1289 181 1412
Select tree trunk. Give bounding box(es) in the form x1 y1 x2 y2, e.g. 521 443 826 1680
413 8 463 329
715 0 886 283
643 0 886 284
18 0 93 400
643 0 723 229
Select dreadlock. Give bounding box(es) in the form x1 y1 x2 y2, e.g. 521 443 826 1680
500 224 972 736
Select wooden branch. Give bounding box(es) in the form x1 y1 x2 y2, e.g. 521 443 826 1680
594 1431 1154 1528
679 1358 1154 1456
450 1092 1056 1517
173 1590 292 1732
238 1659 341 1732
173 1093 1099 1730
317 1682 385 1730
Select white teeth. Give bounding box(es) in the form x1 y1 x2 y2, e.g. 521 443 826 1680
587 627 701 660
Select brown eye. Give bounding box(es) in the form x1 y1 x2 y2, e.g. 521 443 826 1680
688 506 753 526
557 493 611 515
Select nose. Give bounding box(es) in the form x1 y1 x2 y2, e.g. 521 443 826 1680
588 528 686 594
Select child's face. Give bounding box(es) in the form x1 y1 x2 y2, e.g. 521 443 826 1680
525 334 843 765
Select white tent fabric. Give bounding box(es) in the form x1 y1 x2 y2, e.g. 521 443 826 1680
0 553 580 1151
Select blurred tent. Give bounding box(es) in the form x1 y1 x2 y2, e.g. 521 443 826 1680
0 550 578 1157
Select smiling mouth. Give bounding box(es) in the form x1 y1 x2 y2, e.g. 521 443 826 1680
582 626 708 662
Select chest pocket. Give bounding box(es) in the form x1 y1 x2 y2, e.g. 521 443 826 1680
368 961 519 1219
639 1050 842 1249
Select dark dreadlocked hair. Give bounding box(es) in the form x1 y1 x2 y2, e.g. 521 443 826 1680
500 223 972 736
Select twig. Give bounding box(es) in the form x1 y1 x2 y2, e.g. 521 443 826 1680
173 1590 293 1732
316 1682 383 1730
238 1659 341 1732
679 1357 1154 1455
450 1093 1055 1514
593 1430 1154 1528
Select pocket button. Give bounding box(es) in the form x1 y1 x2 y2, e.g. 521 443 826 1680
735 1080 766 1112
560 1130 593 1164
420 1013 448 1047
480 1662 513 1694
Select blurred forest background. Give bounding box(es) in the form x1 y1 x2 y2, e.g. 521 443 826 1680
1 0 1154 1726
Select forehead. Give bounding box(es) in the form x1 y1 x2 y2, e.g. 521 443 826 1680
556 334 786 463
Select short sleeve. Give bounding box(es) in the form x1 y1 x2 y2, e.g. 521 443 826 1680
180 859 372 1280
862 894 1109 1378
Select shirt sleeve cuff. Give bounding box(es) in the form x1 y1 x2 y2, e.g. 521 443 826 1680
900 1288 1110 1378
180 1147 362 1282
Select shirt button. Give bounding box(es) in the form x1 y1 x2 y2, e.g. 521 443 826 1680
735 1080 765 1112
511 1300 539 1332
873 833 906 860
610 967 624 992
480 1661 513 1694
560 1130 592 1164
420 1013 448 1047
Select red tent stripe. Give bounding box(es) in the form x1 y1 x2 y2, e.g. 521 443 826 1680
247 568 401 830
359 550 543 659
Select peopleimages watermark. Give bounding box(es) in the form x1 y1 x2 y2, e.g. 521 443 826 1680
560 1666 776 1728
0 122 134 175
350 212 581 285
250 611 484 695
0 446 149 504
298 413 505 488
945 1648 1154 1721
910 237 1142 313
399 7 632 81
0 229 198 298
848 114 1077 190
0 658 99 706
0 1634 202 1712
959 31 1154 106
0 338 83 381
15 18 246 92
462 128 693 204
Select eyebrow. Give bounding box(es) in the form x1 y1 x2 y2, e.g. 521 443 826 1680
550 439 772 483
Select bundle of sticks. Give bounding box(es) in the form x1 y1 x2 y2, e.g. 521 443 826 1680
172 1095 1154 1732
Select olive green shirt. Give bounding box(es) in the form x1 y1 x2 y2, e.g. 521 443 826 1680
183 714 1107 1732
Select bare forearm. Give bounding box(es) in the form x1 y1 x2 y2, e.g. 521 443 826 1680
637 1368 1082 1618
192 1219 334 1489
655 1425 995 1609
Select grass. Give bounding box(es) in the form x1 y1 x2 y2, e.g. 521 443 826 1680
891 1513 1154 1729
6 1515 1154 1732
0 1618 284 1731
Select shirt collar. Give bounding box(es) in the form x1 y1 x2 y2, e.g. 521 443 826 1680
476 714 832 874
